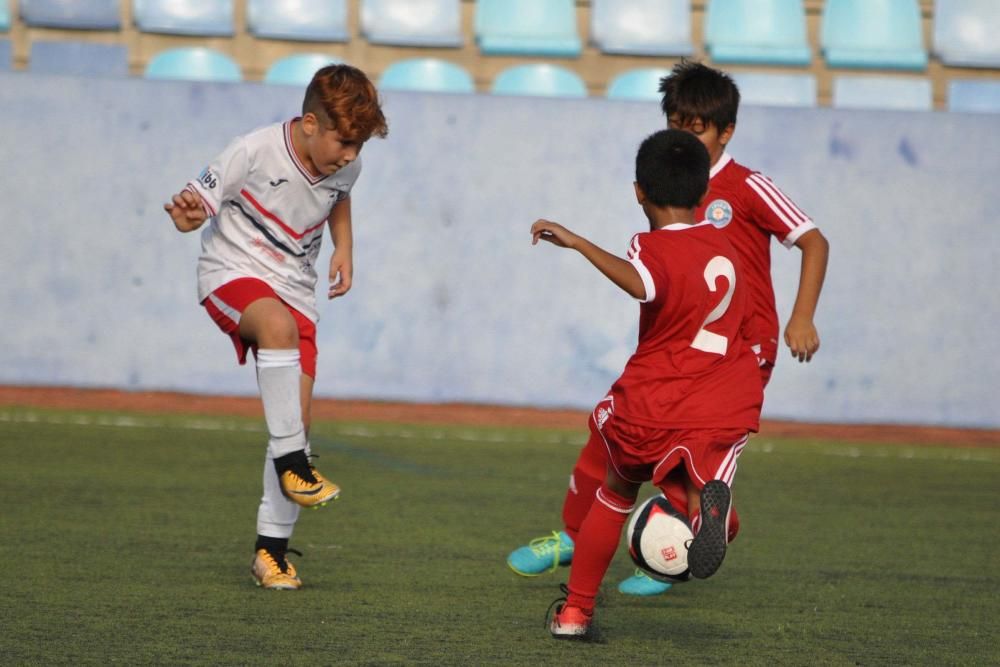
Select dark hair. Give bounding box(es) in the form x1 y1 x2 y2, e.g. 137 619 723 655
658 60 740 131
635 129 710 208
303 64 388 141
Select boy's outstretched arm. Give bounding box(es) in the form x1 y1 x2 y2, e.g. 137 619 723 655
531 219 646 300
785 228 829 362
327 197 353 300
164 189 208 233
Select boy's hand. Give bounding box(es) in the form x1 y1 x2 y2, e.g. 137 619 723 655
164 189 208 232
328 250 353 299
784 314 820 362
531 219 579 249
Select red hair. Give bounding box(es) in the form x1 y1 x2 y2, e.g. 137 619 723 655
303 64 388 141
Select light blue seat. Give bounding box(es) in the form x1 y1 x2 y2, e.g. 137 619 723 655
832 75 932 111
821 0 927 70
492 64 587 98
247 0 348 42
265 54 343 86
948 79 1000 113
361 0 462 47
475 0 581 57
591 0 692 56
933 0 1000 68
0 40 10 68
133 0 233 36
705 0 811 65
732 72 817 108
606 67 671 101
20 0 120 29
379 58 474 93
144 47 241 82
0 3 10 30
29 41 129 76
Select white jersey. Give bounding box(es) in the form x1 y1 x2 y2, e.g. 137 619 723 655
186 119 362 322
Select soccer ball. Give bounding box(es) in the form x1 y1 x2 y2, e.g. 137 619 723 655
626 495 694 583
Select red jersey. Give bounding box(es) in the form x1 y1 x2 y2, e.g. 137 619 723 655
607 221 763 431
696 154 817 366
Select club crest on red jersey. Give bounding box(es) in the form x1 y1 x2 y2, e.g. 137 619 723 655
706 199 733 228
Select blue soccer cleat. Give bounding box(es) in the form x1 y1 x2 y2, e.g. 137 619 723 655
507 531 574 576
617 569 673 596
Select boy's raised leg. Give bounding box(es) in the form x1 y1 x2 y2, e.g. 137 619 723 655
687 480 733 579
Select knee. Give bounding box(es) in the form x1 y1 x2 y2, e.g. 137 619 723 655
259 316 299 350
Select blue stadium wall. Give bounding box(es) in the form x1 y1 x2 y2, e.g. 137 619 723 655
0 72 997 428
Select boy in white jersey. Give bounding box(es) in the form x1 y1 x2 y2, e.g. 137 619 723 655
164 65 388 590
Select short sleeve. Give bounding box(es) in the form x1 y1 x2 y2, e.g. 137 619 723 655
330 156 362 203
626 233 657 303
743 172 817 248
185 136 250 218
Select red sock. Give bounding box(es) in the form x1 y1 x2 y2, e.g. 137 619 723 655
728 507 740 543
562 436 606 542
566 486 634 612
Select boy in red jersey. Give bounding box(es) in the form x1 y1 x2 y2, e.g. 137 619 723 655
508 61 829 596
164 65 388 590
536 129 763 639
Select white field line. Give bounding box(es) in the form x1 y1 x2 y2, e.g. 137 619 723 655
0 410 995 463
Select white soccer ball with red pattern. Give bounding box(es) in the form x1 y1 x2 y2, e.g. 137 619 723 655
626 495 694 583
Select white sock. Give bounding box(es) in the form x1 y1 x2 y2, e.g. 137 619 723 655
257 453 300 538
256 348 306 459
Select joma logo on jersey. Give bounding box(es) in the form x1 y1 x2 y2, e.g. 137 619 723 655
198 168 218 190
706 199 733 228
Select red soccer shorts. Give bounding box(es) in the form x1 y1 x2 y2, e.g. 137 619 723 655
202 277 318 378
587 396 749 490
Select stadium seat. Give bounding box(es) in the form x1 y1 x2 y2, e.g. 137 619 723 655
247 0 349 42
29 41 129 77
933 0 1000 68
133 0 233 37
492 64 587 98
948 79 1000 113
475 0 582 57
0 3 10 31
732 72 817 108
0 40 10 69
144 48 241 82
378 58 474 93
821 0 928 70
591 0 692 57
265 54 343 86
704 0 811 66
361 0 462 47
606 67 671 101
20 0 120 30
831 75 932 111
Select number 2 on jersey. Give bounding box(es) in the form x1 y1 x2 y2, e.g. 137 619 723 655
690 256 736 356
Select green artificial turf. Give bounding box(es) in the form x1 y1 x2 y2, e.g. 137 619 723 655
0 408 996 665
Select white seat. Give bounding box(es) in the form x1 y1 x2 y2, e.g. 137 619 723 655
832 75 932 111
591 0 692 56
361 0 462 47
732 72 817 108
933 0 1000 67
247 0 348 42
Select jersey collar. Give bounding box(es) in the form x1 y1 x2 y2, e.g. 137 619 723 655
710 152 733 180
283 118 328 185
662 220 715 231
